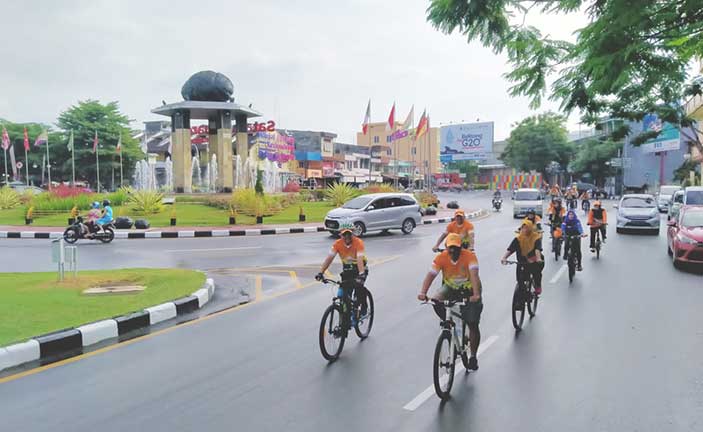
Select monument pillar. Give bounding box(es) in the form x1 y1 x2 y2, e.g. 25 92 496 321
235 113 249 162
209 110 234 192
171 110 192 193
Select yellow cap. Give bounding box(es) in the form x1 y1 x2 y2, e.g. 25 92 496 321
454 209 465 217
445 233 463 248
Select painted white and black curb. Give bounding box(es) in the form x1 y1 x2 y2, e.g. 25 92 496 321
0 210 488 241
0 278 216 373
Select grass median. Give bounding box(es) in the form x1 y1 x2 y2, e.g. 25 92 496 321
0 268 206 346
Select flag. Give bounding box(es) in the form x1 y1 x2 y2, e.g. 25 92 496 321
67 130 74 152
416 109 428 139
362 100 371 135
1 127 9 151
402 105 414 130
34 130 48 147
386 102 396 131
92 130 98 153
23 128 29 151
116 134 122 153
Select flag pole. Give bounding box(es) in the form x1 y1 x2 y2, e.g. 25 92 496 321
96 143 100 193
45 135 51 190
119 146 123 187
24 146 29 186
71 131 76 186
3 149 7 185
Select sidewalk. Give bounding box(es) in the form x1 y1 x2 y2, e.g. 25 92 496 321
0 209 481 240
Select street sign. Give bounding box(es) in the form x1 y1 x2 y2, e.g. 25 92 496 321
16 161 23 169
609 158 622 167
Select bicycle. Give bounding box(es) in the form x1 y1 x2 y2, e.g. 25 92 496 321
582 199 590 214
318 277 374 362
545 222 563 261
504 260 538 330
590 223 606 259
564 234 587 283
424 297 472 400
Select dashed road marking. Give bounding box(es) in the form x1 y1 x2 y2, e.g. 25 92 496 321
549 265 567 284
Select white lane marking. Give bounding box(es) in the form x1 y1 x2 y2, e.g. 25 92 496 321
165 246 262 253
549 264 567 284
403 334 499 412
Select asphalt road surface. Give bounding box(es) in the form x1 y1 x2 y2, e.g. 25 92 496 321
1 192 701 431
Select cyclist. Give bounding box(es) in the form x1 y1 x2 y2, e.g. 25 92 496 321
561 209 585 271
432 209 474 251
587 200 608 251
579 189 591 213
316 222 369 317
564 188 578 210
418 233 483 371
501 220 544 295
548 197 566 231
522 209 542 233
549 183 562 199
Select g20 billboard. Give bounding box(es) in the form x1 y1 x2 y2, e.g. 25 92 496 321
440 122 494 162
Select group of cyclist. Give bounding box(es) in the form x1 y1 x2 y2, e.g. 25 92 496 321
315 185 608 370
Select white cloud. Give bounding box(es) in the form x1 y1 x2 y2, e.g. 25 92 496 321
0 0 588 141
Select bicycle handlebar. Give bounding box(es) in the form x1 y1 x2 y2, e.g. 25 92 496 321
422 298 467 307
319 278 342 286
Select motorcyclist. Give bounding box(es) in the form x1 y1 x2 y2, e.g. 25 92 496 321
85 201 102 238
96 199 114 231
561 209 586 271
492 189 503 210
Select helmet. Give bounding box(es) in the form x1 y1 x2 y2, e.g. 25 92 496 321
445 233 462 248
554 197 562 204
526 209 536 216
339 221 354 236
454 209 465 218
594 200 602 207
91 201 100 209
102 199 110 207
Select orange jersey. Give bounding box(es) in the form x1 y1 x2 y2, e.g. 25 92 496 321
445 220 475 245
330 237 366 266
548 203 566 217
431 249 479 289
587 208 607 225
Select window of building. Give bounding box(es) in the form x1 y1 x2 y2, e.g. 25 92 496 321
412 147 417 155
386 136 391 143
387 149 392 155
373 136 379 143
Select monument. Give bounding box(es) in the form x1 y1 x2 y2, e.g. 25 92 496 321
152 71 261 192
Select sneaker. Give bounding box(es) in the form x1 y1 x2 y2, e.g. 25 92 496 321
590 247 595 252
563 254 568 260
577 265 583 271
467 356 478 371
534 286 542 295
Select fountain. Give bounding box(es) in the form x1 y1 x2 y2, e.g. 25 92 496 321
133 159 157 191
164 157 173 192
191 154 202 191
209 154 219 192
234 154 243 190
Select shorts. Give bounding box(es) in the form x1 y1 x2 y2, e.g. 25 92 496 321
435 285 483 325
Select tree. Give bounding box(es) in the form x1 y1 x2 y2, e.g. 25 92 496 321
501 112 573 177
445 160 479 182
0 120 61 185
56 100 143 189
426 0 703 153
570 138 621 186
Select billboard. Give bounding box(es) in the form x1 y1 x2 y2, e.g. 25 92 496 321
440 122 494 162
641 114 680 153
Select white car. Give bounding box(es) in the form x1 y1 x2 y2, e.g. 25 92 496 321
683 186 703 206
512 188 543 219
657 185 681 213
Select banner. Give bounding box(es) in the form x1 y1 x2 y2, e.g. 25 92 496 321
254 131 295 163
440 122 494 162
490 173 542 190
641 114 680 153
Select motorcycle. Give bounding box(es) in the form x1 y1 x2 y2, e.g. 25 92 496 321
63 216 115 244
492 198 503 212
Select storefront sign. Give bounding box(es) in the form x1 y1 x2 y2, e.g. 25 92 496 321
254 131 295 163
189 121 277 144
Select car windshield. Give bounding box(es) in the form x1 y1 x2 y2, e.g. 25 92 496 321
673 192 684 203
682 211 703 227
515 191 540 201
685 190 703 205
342 196 374 209
621 197 655 208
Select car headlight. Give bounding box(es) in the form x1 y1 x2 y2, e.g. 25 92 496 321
677 233 697 244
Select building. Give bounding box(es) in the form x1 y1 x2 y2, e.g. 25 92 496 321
286 130 337 186
333 142 377 184
355 122 440 187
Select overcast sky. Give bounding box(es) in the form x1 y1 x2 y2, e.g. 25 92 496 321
1 0 588 142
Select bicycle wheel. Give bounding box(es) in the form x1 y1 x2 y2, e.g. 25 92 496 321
354 290 374 339
319 304 346 362
526 280 538 317
568 256 576 283
460 321 471 370
433 331 455 400
596 242 600 260
554 239 561 261
511 285 525 330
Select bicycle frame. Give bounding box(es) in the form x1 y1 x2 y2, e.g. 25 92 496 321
435 299 469 359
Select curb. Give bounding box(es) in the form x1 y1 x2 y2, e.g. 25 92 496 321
0 211 486 240
0 278 216 373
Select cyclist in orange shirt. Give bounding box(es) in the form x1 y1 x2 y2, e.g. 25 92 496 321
316 222 369 316
432 209 475 251
419 233 483 370
587 200 608 250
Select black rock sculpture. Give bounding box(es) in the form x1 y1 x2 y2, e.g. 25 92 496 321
181 71 234 102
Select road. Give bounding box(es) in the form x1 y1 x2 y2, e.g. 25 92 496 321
1 191 701 431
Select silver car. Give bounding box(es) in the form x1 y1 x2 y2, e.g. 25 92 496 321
615 194 660 235
324 192 422 236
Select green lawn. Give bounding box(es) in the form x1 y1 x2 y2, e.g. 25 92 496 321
0 201 335 227
0 268 205 346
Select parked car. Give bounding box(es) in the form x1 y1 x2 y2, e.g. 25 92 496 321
682 186 703 206
512 188 543 218
668 190 685 221
615 194 660 235
667 206 703 268
324 192 422 237
657 185 681 213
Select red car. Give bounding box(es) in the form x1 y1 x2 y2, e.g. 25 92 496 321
667 206 703 268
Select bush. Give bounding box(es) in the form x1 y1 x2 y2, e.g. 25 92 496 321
0 187 21 209
126 190 165 214
255 170 264 195
365 184 396 194
415 191 439 207
50 184 90 198
231 188 286 216
283 181 300 193
473 183 490 190
324 183 357 207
